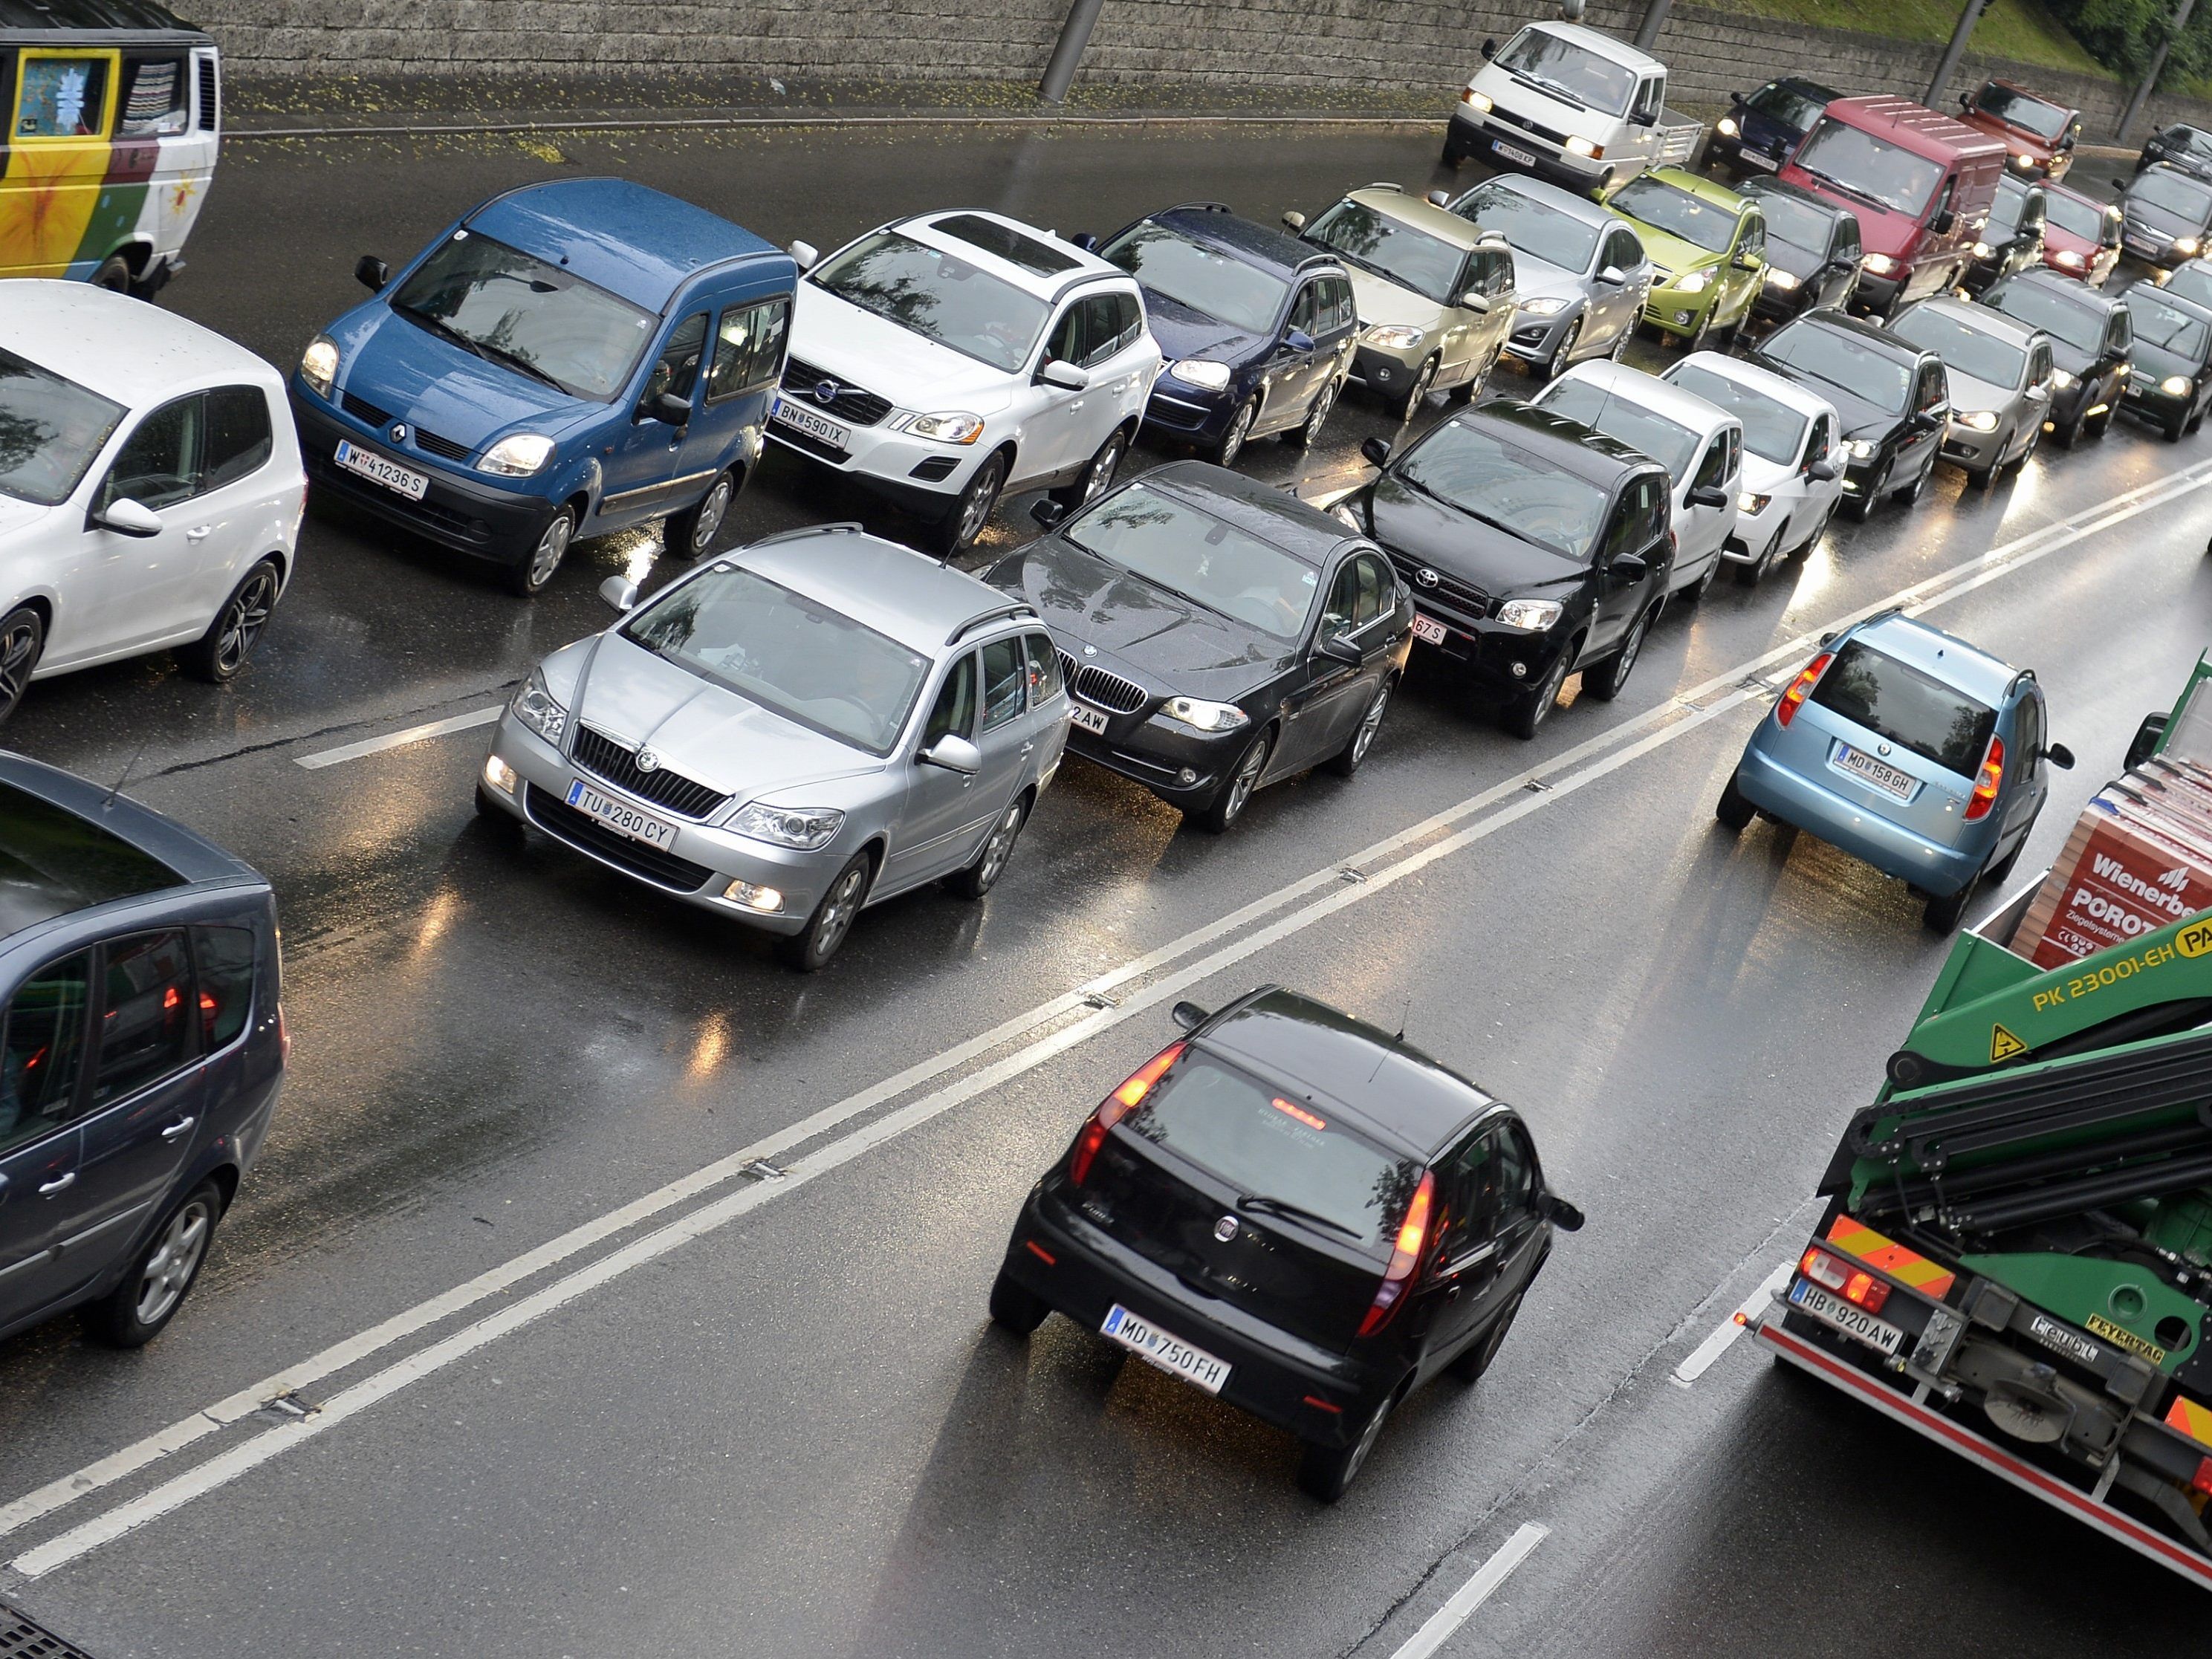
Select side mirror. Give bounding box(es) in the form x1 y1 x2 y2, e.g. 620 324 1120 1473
1360 435 1392 468
1281 210 1308 233
788 239 820 271
1456 291 1491 314
1170 999 1209 1031
1539 1192 1586 1232
355 254 389 292
643 390 692 425
1283 328 1318 354
1609 553 1648 579
1069 232 1099 253
1733 249 1762 270
2043 741 2077 770
1687 484 1731 510
1819 629 1838 645
2127 710 2170 770
1931 208 1957 236
1959 91 1974 109
1808 458 1840 482
92 497 162 538
2026 382 2050 402
1918 405 1950 430
920 734 982 776
598 574 640 612
1425 189 1451 208
1596 264 1627 286
1038 360 1090 392
1030 499 1070 529
1317 631 1363 667
1481 36 1497 58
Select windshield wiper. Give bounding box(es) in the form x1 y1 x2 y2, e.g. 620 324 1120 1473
398 306 571 395
469 340 569 395
1798 166 1885 212
1239 1194 1363 1241
1396 470 1539 542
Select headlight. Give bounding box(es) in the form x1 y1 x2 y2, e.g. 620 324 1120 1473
479 433 556 476
299 335 339 398
1674 269 1714 295
1461 88 1493 113
510 672 568 746
734 802 846 851
2162 374 2196 397
2055 250 2086 270
2049 368 2077 389
2178 237 2203 259
1716 117 1740 138
1765 268 1801 290
1739 491 1771 514
1842 438 1878 461
1169 360 1233 393
898 411 986 444
1161 696 1250 733
1861 253 1901 276
1496 597 1563 632
1954 409 1999 432
2012 152 2034 170
1517 296 1572 316
1971 241 1993 259
1564 136 1603 160
1363 324 1427 351
1332 503 1363 530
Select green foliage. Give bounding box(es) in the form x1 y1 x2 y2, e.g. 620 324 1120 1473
2054 0 2212 82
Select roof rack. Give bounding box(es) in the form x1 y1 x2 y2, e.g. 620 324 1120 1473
945 601 1039 647
1162 201 1234 216
1363 181 1406 193
745 522 865 548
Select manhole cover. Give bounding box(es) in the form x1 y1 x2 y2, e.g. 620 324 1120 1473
0 1603 100 1658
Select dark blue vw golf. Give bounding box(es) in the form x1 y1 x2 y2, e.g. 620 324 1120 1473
291 178 797 595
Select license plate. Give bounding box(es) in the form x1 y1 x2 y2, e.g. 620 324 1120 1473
1834 741 1917 800
334 439 428 501
1100 1303 1232 1395
1789 1279 1906 1356
564 779 679 851
1491 140 1538 169
1739 148 1778 170
1068 702 1110 736
771 396 852 452
1410 613 1450 646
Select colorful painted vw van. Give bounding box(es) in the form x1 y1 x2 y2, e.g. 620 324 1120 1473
1 0 219 296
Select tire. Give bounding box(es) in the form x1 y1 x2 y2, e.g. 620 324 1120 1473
1441 132 1467 167
505 507 576 596
1733 530 1781 588
1326 677 1392 777
1685 551 1719 602
1505 645 1573 740
1392 356 1439 421
1963 462 1994 493
1055 426 1129 505
2165 408 2188 444
930 451 1009 555
1447 1293 1523 1383
2190 404 2207 437
1297 1391 1392 1503
776 850 875 971
175 556 282 683
987 1269 1048 1336
1609 325 1629 362
2086 403 2115 440
2011 420 2042 470
947 793 1028 899
1211 399 1259 468
1544 319 1582 382
1684 304 1716 354
1892 463 1929 507
1581 606 1650 702
90 253 133 293
1984 835 2028 887
1790 500 1836 558
0 603 45 726
1716 772 1756 831
1923 866 1982 935
1194 727 1272 833
2053 410 2083 448
1286 378 1340 448
1843 464 1888 522
87 1181 221 1347
473 782 523 834
664 468 736 559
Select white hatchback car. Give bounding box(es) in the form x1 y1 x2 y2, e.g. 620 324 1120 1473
1663 351 1846 585
1533 360 1740 600
0 283 303 724
774 210 1161 554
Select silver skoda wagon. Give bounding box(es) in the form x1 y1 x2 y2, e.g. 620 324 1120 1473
478 525 1068 969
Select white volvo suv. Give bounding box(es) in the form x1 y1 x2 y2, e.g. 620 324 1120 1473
773 210 1161 554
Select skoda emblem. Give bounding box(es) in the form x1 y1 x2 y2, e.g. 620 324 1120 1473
635 748 661 773
1415 567 1440 588
814 380 840 405
1213 1215 1239 1243
389 423 408 444
1877 742 1892 758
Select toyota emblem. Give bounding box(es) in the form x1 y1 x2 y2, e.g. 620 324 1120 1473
390 423 408 444
1415 568 1439 588
813 380 840 405
635 748 661 773
1213 1215 1239 1243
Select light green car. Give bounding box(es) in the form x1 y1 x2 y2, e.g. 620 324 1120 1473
1604 167 1767 350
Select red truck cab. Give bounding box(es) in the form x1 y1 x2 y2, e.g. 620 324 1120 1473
1779 95 2007 319
1956 78 2082 181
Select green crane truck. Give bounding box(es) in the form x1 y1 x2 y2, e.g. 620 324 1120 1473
1751 655 2212 1588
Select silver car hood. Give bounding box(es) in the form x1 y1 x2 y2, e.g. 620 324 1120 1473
1345 267 1445 331
1945 369 2012 416
569 634 885 804
1509 256 1586 306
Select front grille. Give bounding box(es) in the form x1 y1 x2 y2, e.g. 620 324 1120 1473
570 727 730 819
415 429 473 463
338 392 470 464
342 390 392 428
1385 553 1491 620
780 356 892 426
1059 651 1150 715
1488 105 1567 146
525 785 716 892
1 1601 100 1658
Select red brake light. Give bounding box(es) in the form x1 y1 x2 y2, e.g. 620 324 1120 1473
1775 651 1832 729
1965 734 2004 822
1069 1042 1184 1186
1843 1269 1891 1314
1803 1246 1892 1312
1800 1245 1849 1291
1358 1172 1436 1337
2194 1458 2212 1499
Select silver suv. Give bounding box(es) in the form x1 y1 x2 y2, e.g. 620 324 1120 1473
478 525 1069 970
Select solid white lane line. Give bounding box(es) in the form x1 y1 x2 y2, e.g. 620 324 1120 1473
10 458 2208 1565
293 706 500 770
1671 1260 1798 1388
1386 1524 1550 1659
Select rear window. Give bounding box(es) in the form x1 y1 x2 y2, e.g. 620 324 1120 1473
1123 1051 1421 1252
0 784 184 940
1809 640 1997 776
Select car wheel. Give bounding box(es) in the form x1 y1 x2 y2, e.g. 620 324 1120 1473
1582 606 1650 701
1441 132 1466 167
776 850 875 971
177 556 283 684
1326 678 1392 777
1791 500 1837 557
948 794 1029 899
1892 463 1930 506
1685 305 1716 353
1297 1389 1392 1503
1984 835 2028 887
1505 645 1574 740
1210 397 1259 467
2165 407 2189 443
473 782 524 835
0 604 46 726
2086 403 2115 439
505 507 576 597
1609 324 1629 362
88 1180 221 1347
1287 377 1340 447
1924 866 1982 935
665 468 736 559
1447 1293 1524 1383
1195 727 1272 834
1545 319 1583 381
1963 461 1994 493
2190 404 2207 436
90 253 133 294
987 1268 1049 1336
1056 426 1129 505
932 451 1008 555
2011 420 2042 470
1716 772 1756 831
2054 409 2084 447
1686 551 1720 602
1394 356 1439 421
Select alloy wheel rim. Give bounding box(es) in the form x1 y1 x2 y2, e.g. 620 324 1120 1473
1304 382 1336 440
530 516 573 587
1531 655 1568 724
1407 360 1436 411
693 480 732 552
135 1199 211 1327
1352 683 1389 763
1551 323 1580 378
815 866 866 958
959 463 1003 545
980 802 1023 886
1221 405 1254 466
1618 615 1645 681
0 617 39 711
1227 736 1268 822
1345 1399 1389 1481
1085 438 1123 503
216 573 278 675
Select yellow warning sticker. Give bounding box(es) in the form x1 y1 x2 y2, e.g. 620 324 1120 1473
2181 918 2212 960
1991 1023 2028 1063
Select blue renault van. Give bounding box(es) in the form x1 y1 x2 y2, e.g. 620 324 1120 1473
290 178 796 595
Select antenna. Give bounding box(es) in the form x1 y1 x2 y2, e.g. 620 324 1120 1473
1394 994 1413 1042
100 736 152 814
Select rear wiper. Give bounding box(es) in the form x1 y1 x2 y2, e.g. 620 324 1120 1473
1239 1194 1363 1241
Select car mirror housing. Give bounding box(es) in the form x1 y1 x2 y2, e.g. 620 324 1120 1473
1069 232 1099 252
92 497 162 538
2044 741 2077 770
1733 250 1762 270
2027 383 2050 402
1425 189 1451 207
1807 458 1840 482
1031 499 1070 529
1539 1192 1586 1231
1170 999 1209 1031
2127 711 2169 770
1456 291 1491 314
921 734 982 775
788 239 820 271
1318 632 1363 667
1281 210 1307 233
1360 435 1392 468
1609 553 1648 579
1284 328 1318 354
598 575 640 612
1596 264 1626 287
643 390 691 425
1931 208 1957 236
355 253 389 292
1687 484 1731 510
1481 36 1496 58
1038 360 1090 392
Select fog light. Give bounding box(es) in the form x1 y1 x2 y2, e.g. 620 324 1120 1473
483 754 518 795
1509 660 1528 679
1374 366 1393 382
724 880 785 913
1673 309 1693 325
1178 767 1199 785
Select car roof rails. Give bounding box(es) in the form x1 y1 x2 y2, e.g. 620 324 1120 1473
945 601 1040 648
1163 201 1235 215
745 522 866 548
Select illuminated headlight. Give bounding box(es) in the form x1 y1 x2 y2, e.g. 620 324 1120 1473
479 433 556 476
2177 237 2203 259
299 335 340 398
2049 368 2077 389
896 411 986 444
722 880 785 913
1971 241 1993 259
1461 88 1493 113
1842 438 1878 461
482 754 519 795
1954 409 1999 432
2055 250 2086 270
1169 360 1233 392
1161 696 1250 733
2011 152 2034 170
1861 253 1901 276
1496 597 1563 632
1716 117 1740 138
1517 296 1572 316
1765 268 1800 290
1565 136 1603 160
2163 374 2196 397
1739 491 1771 514
509 672 567 745
1673 269 1714 294
1363 323 1427 351
735 802 846 850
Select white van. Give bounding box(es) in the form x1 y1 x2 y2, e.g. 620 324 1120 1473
1444 22 1701 197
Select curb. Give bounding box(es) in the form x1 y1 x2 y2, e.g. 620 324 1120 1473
224 110 1442 141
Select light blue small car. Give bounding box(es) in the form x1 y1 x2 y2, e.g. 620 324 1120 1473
1716 612 2074 932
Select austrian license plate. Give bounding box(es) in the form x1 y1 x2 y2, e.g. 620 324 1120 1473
771 396 852 453
1100 1303 1232 1395
1068 702 1110 736
1491 140 1539 169
1834 741 1917 800
564 779 679 851
1739 148 1779 170
334 439 428 501
1789 1278 1906 1356
1410 613 1450 646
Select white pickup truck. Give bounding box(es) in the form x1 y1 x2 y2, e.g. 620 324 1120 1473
1442 22 1705 198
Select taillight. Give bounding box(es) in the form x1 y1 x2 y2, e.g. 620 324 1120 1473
1774 651 1832 729
1965 734 2004 821
1800 1246 1890 1313
1358 1172 1436 1337
1068 1041 1184 1186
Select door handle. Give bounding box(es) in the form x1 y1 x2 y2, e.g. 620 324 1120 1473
161 1116 198 1142
39 1172 76 1197
1019 742 1034 756
1444 1284 1462 1303
185 526 212 542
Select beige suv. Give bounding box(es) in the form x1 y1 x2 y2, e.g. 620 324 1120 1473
1283 185 1519 418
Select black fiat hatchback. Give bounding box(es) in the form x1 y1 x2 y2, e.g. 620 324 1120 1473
989 987 1583 1501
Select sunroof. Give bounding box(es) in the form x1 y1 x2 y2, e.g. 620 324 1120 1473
931 215 1081 276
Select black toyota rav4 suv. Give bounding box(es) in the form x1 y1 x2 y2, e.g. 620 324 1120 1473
990 987 1583 1502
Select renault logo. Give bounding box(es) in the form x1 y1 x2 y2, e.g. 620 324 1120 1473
1415 568 1440 588
1213 1215 1239 1243
635 748 661 773
390 423 408 444
813 380 840 405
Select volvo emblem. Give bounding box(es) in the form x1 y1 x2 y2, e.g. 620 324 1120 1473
1213 1215 1239 1243
1415 567 1440 588
390 423 408 444
813 380 840 405
635 748 661 773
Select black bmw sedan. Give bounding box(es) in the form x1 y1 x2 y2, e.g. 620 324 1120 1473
1337 403 1673 739
987 461 1411 831
1751 311 1949 522
989 986 1583 1501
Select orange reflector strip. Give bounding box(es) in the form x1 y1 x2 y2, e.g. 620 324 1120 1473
1024 1239 1057 1267
1302 1394 1343 1414
2167 1395 2212 1449
1826 1215 1956 1299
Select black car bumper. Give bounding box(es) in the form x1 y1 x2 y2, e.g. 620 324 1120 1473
1142 383 1238 445
1406 608 1574 698
1849 268 1903 316
1063 718 1239 805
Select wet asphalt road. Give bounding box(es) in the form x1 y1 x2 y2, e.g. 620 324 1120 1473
1 128 2207 1655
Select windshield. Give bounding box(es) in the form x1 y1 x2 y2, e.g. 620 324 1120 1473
1123 1051 1421 1252
1395 421 1611 560
1810 640 1996 776
1100 221 1288 336
2131 169 2212 221
1610 177 1739 254
621 565 930 757
1889 307 2026 389
1986 178 2032 238
1667 363 1806 464
1538 379 1701 476
2126 290 2212 360
2168 264 2212 311
1493 27 1637 116
0 348 126 506
1986 280 2101 353
810 230 1049 374
1451 184 1600 273
1973 85 2069 143
389 230 656 401
1065 481 1320 641
1303 201 1463 306
1749 82 1829 131
1794 118 1946 217
1760 321 1912 412
1751 190 1834 255
2044 189 2108 241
